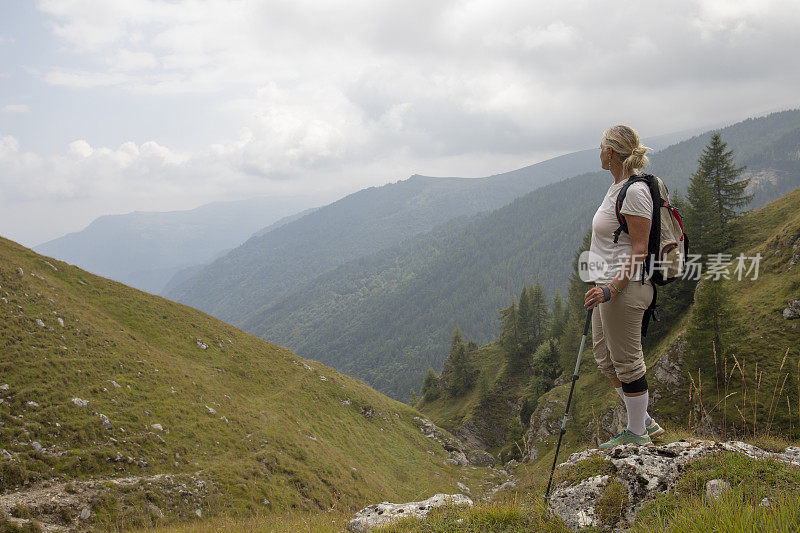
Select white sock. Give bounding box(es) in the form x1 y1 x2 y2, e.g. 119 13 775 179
617 386 652 426
624 390 649 435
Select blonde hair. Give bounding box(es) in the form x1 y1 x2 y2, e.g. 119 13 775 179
601 125 650 174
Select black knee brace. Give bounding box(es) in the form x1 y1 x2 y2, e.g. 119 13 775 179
621 375 648 394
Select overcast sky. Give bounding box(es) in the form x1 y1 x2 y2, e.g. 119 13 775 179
2 0 800 246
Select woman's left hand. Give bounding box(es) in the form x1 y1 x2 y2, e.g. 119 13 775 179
584 285 615 310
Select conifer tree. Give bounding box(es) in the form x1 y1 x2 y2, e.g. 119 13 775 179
516 286 532 348
477 373 491 407
685 279 744 380
421 367 440 401
550 289 566 339
560 229 593 370
685 133 752 254
499 300 520 353
446 326 475 396
529 280 549 346
408 387 420 406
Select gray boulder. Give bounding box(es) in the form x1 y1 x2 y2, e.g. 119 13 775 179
783 299 800 319
348 493 472 532
705 479 731 500
548 439 800 532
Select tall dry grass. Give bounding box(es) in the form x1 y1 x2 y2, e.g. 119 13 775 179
686 342 798 442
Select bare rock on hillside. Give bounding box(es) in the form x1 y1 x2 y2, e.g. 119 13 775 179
72 397 89 408
348 493 472 532
783 299 800 319
445 450 469 466
457 421 487 450
524 388 567 461
466 449 495 468
413 416 463 452
98 413 112 430
548 439 800 532
651 332 686 388
596 402 627 444
413 416 495 467
0 473 208 531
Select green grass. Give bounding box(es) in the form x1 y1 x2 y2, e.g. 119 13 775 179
595 480 628 528
633 451 800 532
0 237 497 529
138 510 352 533
636 492 800 533
551 454 616 487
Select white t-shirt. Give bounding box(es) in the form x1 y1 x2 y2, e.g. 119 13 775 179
589 178 653 284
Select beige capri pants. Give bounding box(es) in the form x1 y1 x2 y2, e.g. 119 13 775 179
592 278 654 383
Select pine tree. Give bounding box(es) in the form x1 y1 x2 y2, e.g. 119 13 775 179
446 326 475 396
516 286 532 348
685 133 752 255
477 373 491 407
559 229 593 370
408 387 420 406
529 280 549 346
550 289 566 339
685 279 744 380
499 300 520 353
421 367 440 402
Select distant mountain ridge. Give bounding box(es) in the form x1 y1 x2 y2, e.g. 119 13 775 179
163 147 604 324
34 195 327 294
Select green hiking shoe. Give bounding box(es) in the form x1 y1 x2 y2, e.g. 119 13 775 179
599 429 652 449
646 419 665 439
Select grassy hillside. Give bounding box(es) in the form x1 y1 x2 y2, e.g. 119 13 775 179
243 110 800 400
0 237 497 531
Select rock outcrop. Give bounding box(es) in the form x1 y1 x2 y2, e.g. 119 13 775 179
413 417 495 467
348 493 472 532
784 299 800 319
548 439 800 531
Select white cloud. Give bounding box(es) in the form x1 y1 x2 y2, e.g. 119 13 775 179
108 50 159 71
3 0 798 245
2 104 30 113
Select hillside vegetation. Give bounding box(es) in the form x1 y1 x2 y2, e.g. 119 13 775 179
245 109 800 400
0 237 497 531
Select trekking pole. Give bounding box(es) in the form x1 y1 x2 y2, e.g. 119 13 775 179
544 305 593 501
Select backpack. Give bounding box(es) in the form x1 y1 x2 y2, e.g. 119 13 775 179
613 173 689 336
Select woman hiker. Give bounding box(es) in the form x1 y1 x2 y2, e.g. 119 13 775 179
584 124 666 448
